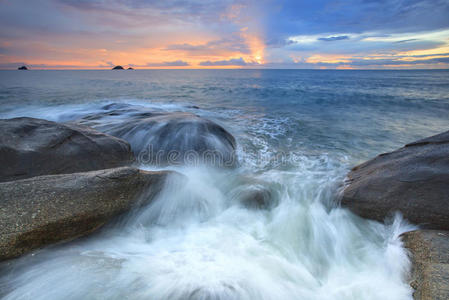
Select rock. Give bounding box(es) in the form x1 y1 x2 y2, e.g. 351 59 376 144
73 103 237 168
238 186 273 209
341 130 449 229
127 67 134 70
401 230 449 300
0 117 135 183
18 66 28 70
112 66 124 70
0 167 172 261
227 175 279 209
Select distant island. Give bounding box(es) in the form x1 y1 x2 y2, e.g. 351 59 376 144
18 66 28 70
112 65 135 70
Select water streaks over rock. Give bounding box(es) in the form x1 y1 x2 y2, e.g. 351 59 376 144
73 103 237 168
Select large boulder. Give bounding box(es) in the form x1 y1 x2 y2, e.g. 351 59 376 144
0 167 172 261
0 117 135 182
341 130 449 229
73 103 237 167
401 230 449 300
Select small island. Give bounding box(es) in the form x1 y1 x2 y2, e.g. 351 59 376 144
127 67 134 70
18 66 28 70
112 65 124 70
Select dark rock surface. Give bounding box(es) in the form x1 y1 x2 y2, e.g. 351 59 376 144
17 66 28 70
0 117 135 182
341 130 449 229
238 186 274 209
227 175 280 210
0 167 172 261
112 66 124 70
73 103 237 167
402 230 449 300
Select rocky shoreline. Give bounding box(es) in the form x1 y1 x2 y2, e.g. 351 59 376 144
0 167 171 260
0 115 173 261
402 230 449 300
0 107 236 261
0 109 447 299
342 130 449 300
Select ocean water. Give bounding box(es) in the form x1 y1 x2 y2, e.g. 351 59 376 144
0 69 448 299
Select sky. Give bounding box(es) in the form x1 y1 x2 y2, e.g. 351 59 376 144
1 0 449 69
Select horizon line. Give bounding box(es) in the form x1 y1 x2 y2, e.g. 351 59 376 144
1 68 449 71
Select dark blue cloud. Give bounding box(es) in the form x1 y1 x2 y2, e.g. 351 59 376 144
284 37 445 55
394 39 419 43
265 0 449 41
349 56 449 66
318 36 349 42
59 0 242 26
199 57 249 66
165 37 251 55
0 62 28 69
144 60 190 67
263 55 449 69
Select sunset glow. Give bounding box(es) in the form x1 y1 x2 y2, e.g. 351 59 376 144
1 0 448 69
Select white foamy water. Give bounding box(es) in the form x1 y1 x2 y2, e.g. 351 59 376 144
2 69 443 299
0 155 416 300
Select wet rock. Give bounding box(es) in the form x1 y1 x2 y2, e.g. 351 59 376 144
17 66 28 70
73 103 237 168
112 66 124 70
0 117 135 182
127 67 134 70
341 130 449 229
227 176 279 210
0 167 172 261
401 230 449 300
239 186 273 209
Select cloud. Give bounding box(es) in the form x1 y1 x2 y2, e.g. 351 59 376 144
266 0 449 38
143 60 190 67
282 31 448 58
199 57 250 66
0 62 100 69
348 56 449 66
265 37 297 48
394 39 419 43
165 37 251 55
0 62 28 69
1 0 448 69
263 54 449 69
318 35 349 42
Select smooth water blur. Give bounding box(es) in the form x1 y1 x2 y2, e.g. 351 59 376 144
1 69 448 163
0 69 448 299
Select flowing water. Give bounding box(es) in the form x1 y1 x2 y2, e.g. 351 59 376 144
1 69 448 299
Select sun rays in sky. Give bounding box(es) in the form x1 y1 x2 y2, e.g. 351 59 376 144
0 0 448 69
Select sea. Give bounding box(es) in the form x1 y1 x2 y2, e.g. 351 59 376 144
0 69 448 300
